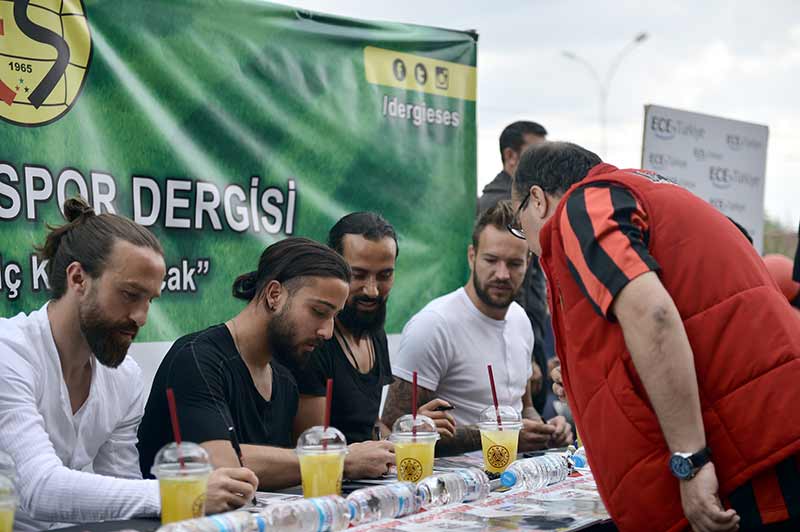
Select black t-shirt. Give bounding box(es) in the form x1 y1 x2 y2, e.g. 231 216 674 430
137 324 299 478
293 330 394 443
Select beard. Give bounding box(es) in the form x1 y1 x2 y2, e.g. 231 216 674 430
336 295 387 337
472 273 519 310
79 290 138 368
268 303 322 370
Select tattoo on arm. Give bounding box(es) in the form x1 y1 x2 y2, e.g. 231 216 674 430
381 378 483 456
437 426 482 456
381 378 436 428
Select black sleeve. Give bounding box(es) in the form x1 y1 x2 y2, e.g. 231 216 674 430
294 346 331 397
165 340 233 444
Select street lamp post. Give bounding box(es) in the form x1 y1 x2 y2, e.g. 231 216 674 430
562 32 648 158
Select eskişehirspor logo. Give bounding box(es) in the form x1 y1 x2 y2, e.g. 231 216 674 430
0 0 91 127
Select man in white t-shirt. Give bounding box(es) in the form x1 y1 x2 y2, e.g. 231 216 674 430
382 201 572 455
0 197 257 532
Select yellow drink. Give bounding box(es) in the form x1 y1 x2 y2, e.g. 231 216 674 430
480 428 520 474
298 452 345 498
0 508 14 532
158 475 209 524
394 440 436 483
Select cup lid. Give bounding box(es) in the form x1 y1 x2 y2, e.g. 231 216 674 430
151 441 212 476
477 405 522 429
296 425 348 453
391 414 439 439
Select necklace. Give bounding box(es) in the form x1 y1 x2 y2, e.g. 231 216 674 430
335 324 374 374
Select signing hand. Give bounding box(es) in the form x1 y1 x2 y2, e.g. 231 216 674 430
344 440 395 479
418 398 456 438
519 418 557 451
546 415 573 447
680 462 740 532
205 467 258 514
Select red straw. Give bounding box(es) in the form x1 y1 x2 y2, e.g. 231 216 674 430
487 365 503 430
324 378 333 430
166 388 185 467
412 371 418 437
323 378 333 450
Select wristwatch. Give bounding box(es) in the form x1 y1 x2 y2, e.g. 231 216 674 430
669 447 712 480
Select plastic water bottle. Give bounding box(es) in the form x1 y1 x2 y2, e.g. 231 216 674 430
572 446 588 469
416 468 491 508
156 511 254 532
256 495 353 531
347 482 419 525
500 453 570 490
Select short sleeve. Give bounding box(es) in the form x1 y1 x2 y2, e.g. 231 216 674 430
164 341 232 443
392 310 451 392
560 183 660 319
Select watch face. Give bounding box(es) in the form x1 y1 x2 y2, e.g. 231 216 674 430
670 455 693 479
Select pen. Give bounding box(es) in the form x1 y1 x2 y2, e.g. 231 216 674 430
228 426 258 505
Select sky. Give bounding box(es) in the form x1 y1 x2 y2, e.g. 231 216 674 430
288 0 800 229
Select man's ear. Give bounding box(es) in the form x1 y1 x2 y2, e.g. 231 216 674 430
65 261 88 296
468 244 476 272
263 279 283 311
503 147 519 170
531 185 549 218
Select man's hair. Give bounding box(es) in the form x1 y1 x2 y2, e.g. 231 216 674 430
512 141 602 197
36 196 163 299
232 237 352 301
472 200 516 248
500 121 548 163
328 212 399 258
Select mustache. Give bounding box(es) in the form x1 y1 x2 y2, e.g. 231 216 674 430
352 295 384 305
116 322 140 337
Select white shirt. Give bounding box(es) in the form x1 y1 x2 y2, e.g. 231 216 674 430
0 304 160 531
392 287 534 426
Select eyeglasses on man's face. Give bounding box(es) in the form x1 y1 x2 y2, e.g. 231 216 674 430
507 193 530 240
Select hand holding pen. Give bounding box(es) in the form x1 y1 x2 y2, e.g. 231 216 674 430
418 399 456 438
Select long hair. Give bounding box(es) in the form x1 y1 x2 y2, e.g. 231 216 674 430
232 237 351 301
36 196 163 299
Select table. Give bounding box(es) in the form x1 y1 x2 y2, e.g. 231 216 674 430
55 463 615 532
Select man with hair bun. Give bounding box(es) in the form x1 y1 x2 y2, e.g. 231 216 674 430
0 197 257 532
137 237 396 489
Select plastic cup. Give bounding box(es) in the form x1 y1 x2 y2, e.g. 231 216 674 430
0 451 16 532
151 442 212 524
0 476 15 532
296 426 348 498
390 414 439 483
477 405 523 474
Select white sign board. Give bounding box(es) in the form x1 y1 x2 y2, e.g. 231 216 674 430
641 104 769 252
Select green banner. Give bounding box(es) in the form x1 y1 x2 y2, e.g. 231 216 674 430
0 0 477 340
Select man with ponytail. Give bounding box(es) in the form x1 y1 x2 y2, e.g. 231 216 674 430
0 197 258 532
138 237 395 490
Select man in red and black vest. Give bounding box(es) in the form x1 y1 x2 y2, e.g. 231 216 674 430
508 141 800 532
